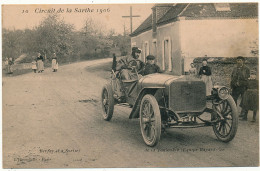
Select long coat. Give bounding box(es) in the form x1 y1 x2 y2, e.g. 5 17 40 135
199 66 213 96
36 55 44 71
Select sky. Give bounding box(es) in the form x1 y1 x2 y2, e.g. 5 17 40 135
2 4 155 34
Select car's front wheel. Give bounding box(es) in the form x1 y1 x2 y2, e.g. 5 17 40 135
101 84 114 121
212 95 238 142
140 94 161 147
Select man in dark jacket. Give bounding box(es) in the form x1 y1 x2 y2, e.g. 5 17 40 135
116 47 144 80
230 56 250 107
143 55 161 75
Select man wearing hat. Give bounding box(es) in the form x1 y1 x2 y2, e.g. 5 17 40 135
230 56 250 108
116 47 144 80
143 55 162 75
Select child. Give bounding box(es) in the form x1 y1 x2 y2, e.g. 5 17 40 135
189 63 197 77
143 55 161 76
32 60 37 73
239 74 258 122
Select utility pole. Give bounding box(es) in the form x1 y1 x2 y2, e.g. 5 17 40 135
122 6 140 34
123 22 126 37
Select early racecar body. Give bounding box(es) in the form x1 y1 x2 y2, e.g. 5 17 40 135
101 57 238 147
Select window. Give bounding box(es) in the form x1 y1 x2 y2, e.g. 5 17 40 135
214 3 231 12
143 41 149 62
162 37 172 71
152 39 157 57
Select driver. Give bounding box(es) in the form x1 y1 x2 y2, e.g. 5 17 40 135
116 47 144 80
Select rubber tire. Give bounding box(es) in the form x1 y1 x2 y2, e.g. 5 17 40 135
140 94 161 147
101 84 114 121
212 95 238 142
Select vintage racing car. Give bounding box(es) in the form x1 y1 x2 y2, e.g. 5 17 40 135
101 56 238 147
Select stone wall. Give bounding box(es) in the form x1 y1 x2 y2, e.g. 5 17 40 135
193 57 258 87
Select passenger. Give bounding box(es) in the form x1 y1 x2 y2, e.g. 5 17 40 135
143 55 162 75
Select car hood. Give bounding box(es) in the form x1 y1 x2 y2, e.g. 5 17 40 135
139 73 184 88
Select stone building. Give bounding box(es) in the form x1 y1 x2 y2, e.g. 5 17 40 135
130 3 258 75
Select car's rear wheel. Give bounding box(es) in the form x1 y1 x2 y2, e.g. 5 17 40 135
101 84 114 121
212 95 238 142
140 94 161 147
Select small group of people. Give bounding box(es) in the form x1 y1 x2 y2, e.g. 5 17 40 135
188 56 257 122
32 52 58 73
32 52 45 73
116 47 162 80
4 57 14 74
117 47 258 122
114 47 162 99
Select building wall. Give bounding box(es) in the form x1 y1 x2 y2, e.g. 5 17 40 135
131 21 183 75
131 30 153 62
156 21 182 75
180 18 258 71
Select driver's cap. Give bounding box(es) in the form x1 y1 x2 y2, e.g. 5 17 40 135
146 55 155 60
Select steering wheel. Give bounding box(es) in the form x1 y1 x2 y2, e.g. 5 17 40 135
127 59 144 73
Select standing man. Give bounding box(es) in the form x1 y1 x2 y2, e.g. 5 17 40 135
230 56 250 106
116 47 144 80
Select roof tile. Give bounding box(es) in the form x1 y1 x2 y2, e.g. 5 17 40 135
130 3 258 37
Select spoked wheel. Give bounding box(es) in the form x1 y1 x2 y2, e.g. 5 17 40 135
212 96 238 142
140 94 161 147
101 84 114 121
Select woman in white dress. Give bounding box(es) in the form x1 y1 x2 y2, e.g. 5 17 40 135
52 53 58 72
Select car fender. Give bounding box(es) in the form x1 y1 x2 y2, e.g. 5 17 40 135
129 87 164 119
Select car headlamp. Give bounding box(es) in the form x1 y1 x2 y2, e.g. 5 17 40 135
218 87 229 100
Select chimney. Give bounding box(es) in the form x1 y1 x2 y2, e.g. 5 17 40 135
152 6 157 33
152 4 174 33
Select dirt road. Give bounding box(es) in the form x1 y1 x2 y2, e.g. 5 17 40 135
2 59 259 168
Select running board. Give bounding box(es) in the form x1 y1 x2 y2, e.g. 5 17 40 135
116 103 133 108
169 123 212 128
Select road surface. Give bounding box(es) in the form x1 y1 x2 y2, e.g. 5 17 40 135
2 58 259 168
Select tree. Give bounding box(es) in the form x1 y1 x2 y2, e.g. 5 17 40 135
35 14 74 62
80 18 113 58
2 29 24 59
2 14 132 65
